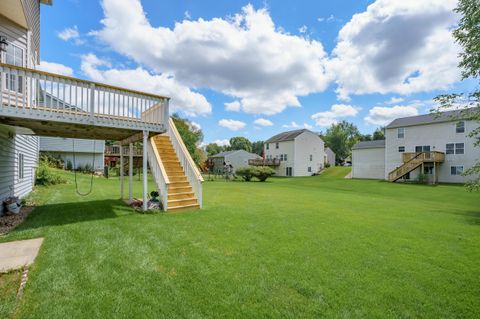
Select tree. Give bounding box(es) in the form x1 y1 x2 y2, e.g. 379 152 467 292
171 113 204 165
229 136 252 152
373 128 385 140
435 0 480 191
323 121 362 163
205 143 224 156
252 141 264 156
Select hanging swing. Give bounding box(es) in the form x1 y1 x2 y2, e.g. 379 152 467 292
72 139 96 196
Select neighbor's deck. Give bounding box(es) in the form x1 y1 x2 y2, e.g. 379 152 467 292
0 63 169 141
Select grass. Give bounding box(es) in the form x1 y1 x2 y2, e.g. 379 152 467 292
0 270 22 318
1 167 479 318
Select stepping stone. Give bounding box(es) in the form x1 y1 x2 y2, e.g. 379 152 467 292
0 238 44 273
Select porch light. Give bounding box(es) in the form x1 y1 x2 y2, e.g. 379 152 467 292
0 36 8 52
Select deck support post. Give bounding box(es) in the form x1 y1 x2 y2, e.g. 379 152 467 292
433 161 436 185
142 130 149 212
120 144 124 199
129 143 133 203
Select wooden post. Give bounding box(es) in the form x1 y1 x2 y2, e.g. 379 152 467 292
120 144 124 199
129 143 133 203
142 130 148 212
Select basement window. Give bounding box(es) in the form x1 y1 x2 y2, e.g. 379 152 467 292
451 166 464 175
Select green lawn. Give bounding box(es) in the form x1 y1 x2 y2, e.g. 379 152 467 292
1 167 479 318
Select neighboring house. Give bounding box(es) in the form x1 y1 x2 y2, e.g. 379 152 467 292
325 147 336 166
352 140 385 179
39 137 105 171
352 109 480 183
0 1 50 211
208 150 261 174
263 129 325 177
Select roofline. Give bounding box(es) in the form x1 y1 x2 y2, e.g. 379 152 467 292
352 145 385 150
40 0 53 5
386 108 478 129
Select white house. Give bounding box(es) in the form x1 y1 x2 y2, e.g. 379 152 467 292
325 147 336 166
352 109 480 183
263 129 325 177
39 137 105 171
208 150 261 174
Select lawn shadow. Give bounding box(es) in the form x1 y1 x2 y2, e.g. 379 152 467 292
12 199 133 232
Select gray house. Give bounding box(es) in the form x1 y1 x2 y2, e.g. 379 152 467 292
325 147 336 166
40 137 105 171
209 150 261 174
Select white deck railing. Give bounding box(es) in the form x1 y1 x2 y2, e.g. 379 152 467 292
0 63 169 132
147 139 170 211
167 118 204 208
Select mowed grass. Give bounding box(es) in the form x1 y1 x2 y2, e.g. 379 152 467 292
1 167 479 318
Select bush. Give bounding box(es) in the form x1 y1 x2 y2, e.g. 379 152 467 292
66 160 73 171
36 158 67 186
325 162 331 168
252 166 275 182
416 173 428 184
236 167 254 181
39 152 64 169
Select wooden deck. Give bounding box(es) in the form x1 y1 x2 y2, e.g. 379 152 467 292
388 151 445 182
0 63 169 140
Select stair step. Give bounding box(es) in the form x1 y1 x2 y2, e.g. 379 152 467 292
168 192 195 200
168 198 198 206
169 186 192 193
168 203 200 212
169 176 188 183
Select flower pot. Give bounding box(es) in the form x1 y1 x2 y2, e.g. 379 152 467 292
6 202 21 214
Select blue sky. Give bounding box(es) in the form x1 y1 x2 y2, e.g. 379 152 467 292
38 0 471 145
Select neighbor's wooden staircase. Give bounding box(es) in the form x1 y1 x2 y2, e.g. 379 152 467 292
152 135 200 212
388 151 445 182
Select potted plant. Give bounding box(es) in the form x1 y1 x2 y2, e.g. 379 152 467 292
3 196 21 214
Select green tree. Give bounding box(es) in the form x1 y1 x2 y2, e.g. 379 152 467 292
435 0 480 191
373 128 385 140
206 143 224 156
229 136 252 152
323 121 361 164
252 141 264 156
171 113 204 165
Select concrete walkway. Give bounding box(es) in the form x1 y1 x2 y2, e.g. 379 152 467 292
0 238 44 272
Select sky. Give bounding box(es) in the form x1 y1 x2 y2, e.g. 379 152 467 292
38 0 474 146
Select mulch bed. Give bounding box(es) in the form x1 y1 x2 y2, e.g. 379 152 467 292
0 206 35 236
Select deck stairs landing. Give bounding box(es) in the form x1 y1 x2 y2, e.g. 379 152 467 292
152 135 200 211
388 151 445 182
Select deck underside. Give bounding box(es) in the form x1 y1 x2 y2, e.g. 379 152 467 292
0 116 163 141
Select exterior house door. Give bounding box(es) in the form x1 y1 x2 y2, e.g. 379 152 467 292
286 167 292 176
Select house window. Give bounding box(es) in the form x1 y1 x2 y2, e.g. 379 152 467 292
5 43 24 93
307 167 312 173
18 153 24 180
424 166 433 175
415 145 430 152
266 143 269 150
446 143 454 154
455 143 464 154
309 154 312 161
456 121 465 133
397 128 405 138
451 166 464 175
275 142 279 149
286 167 293 176
398 146 405 153
284 154 287 161
280 154 284 161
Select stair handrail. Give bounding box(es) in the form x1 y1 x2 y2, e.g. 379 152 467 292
147 138 170 211
389 151 426 180
167 117 204 208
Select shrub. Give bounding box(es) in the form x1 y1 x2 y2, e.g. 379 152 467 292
325 162 331 168
252 166 276 182
416 173 428 184
36 159 67 186
236 167 254 181
66 160 73 171
39 152 64 169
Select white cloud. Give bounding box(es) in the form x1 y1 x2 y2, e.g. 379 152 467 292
184 10 191 19
38 61 74 76
299 25 308 33
225 101 241 112
58 26 79 41
386 97 404 104
190 121 201 130
218 119 246 131
212 139 230 147
311 104 359 127
364 105 418 126
80 53 211 116
254 118 273 127
282 121 313 130
329 0 461 100
93 0 330 115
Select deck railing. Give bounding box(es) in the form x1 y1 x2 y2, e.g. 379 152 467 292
147 139 170 211
402 151 445 163
248 158 281 166
0 63 169 132
105 145 143 157
167 118 204 208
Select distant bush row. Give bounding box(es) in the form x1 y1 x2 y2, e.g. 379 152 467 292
36 156 67 186
236 166 275 182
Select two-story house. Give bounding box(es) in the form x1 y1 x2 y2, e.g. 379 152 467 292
263 129 325 177
352 108 480 183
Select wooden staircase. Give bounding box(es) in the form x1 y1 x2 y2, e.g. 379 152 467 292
152 135 200 212
388 151 445 182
